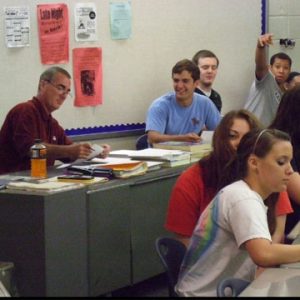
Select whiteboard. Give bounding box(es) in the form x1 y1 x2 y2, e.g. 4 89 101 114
0 0 262 131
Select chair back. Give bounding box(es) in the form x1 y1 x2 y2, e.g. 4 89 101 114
217 277 250 297
136 133 148 150
155 237 186 297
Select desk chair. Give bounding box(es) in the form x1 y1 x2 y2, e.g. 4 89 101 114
135 133 148 150
155 237 186 297
217 277 250 297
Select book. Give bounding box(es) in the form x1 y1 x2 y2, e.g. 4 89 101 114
128 148 191 162
57 175 108 185
162 158 191 168
108 150 140 158
146 161 164 171
153 141 212 153
98 161 148 178
87 157 163 172
66 165 114 178
6 180 82 193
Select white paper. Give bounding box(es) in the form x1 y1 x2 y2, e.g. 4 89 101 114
200 130 214 144
4 6 30 47
73 144 103 164
74 3 97 42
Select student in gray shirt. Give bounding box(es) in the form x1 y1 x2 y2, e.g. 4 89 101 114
244 33 292 126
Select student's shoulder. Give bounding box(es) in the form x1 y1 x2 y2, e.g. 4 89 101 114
150 92 176 107
221 180 253 199
211 89 221 99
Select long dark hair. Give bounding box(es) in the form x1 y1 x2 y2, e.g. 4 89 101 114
269 85 300 168
220 128 291 235
199 109 263 192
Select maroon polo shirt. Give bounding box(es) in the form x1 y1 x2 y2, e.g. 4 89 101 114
0 97 72 174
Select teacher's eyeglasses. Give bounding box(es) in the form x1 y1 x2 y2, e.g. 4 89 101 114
45 80 72 98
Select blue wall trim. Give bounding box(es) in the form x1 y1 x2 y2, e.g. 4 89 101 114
65 122 146 136
261 0 267 34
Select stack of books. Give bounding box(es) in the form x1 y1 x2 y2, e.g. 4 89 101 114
69 157 149 179
108 149 191 167
153 141 212 162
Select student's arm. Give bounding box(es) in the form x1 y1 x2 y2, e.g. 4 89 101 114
245 238 300 267
147 130 201 144
255 33 273 80
286 172 300 205
272 215 286 244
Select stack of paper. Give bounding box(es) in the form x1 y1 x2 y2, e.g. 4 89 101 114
152 131 213 163
6 180 83 193
153 142 212 162
129 148 190 162
88 157 164 172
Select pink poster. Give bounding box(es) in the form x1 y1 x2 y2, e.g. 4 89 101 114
37 4 69 64
73 47 102 107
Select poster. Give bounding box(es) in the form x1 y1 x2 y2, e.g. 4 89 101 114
110 1 132 40
4 6 30 47
73 48 102 107
37 3 69 64
74 3 97 42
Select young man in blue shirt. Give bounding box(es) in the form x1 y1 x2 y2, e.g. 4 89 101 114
146 59 221 145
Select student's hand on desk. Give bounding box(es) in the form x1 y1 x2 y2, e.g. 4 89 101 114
184 133 201 143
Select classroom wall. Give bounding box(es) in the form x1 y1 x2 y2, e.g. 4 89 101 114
0 0 262 131
268 0 300 70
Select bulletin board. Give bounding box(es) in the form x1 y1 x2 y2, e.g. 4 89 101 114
0 0 263 135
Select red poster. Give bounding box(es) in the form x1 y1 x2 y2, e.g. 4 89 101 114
72 48 102 107
37 4 69 64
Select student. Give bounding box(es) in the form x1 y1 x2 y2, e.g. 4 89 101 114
0 66 110 175
176 128 300 297
244 33 292 126
284 71 300 91
269 86 300 240
145 59 221 145
165 109 292 247
192 49 222 112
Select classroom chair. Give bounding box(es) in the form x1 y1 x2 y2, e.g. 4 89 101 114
135 133 149 150
216 277 250 297
155 237 186 297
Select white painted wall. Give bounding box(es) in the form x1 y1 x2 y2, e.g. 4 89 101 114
0 0 262 132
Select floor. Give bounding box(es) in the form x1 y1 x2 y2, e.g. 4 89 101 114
103 273 170 298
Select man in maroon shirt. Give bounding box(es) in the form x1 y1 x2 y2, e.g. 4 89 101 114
0 66 110 175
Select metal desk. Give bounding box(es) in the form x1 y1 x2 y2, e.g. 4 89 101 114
0 164 191 296
239 268 300 297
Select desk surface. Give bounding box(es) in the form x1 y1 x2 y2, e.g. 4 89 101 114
239 268 300 297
